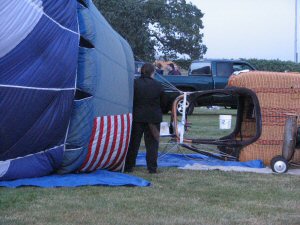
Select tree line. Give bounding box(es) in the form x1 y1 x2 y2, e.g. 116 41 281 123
245 59 300 73
92 1 300 72
175 58 300 72
93 0 207 61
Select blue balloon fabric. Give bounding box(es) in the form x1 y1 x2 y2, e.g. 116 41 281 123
0 0 135 181
62 0 134 174
0 0 79 181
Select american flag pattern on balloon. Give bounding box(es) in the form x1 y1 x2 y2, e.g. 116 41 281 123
79 113 132 172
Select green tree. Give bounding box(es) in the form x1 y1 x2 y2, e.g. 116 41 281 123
93 0 206 61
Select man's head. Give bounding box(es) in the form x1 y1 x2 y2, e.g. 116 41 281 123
141 63 155 78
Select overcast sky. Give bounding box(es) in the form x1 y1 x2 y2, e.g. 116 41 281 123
189 0 296 61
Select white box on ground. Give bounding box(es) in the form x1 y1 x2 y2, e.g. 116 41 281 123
219 115 232 130
160 122 170 136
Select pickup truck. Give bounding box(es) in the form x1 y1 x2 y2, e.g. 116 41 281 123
159 59 255 114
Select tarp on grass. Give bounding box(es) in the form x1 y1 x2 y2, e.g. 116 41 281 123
136 153 265 168
180 164 300 175
0 170 150 188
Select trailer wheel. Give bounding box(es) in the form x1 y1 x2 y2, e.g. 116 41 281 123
271 155 288 173
176 99 194 115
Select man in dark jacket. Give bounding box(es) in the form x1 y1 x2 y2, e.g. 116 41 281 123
125 63 164 173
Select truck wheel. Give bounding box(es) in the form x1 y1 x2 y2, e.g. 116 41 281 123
271 155 288 173
176 100 194 115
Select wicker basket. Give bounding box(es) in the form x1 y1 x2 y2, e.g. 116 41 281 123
228 71 300 165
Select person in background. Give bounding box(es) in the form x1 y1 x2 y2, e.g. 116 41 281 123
155 62 164 75
168 63 181 75
125 63 164 174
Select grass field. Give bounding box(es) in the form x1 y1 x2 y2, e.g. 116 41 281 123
1 108 300 225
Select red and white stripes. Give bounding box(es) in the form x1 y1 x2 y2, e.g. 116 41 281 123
79 113 132 172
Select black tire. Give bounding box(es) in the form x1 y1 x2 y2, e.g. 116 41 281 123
271 155 289 173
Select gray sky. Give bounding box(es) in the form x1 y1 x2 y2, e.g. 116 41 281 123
189 0 296 61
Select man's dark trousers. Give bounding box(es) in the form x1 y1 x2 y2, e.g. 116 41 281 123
125 122 160 172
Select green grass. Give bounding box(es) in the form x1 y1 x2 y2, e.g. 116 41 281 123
175 107 237 139
150 107 237 154
1 108 300 225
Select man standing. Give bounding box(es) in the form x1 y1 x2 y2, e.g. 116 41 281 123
125 63 164 174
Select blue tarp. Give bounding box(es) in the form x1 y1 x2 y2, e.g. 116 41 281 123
0 170 150 188
136 153 265 168
0 153 265 188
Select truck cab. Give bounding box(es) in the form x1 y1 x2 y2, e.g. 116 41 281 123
161 59 255 113
188 59 255 89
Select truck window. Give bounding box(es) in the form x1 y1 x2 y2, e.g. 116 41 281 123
190 62 211 76
216 62 234 77
233 63 253 72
